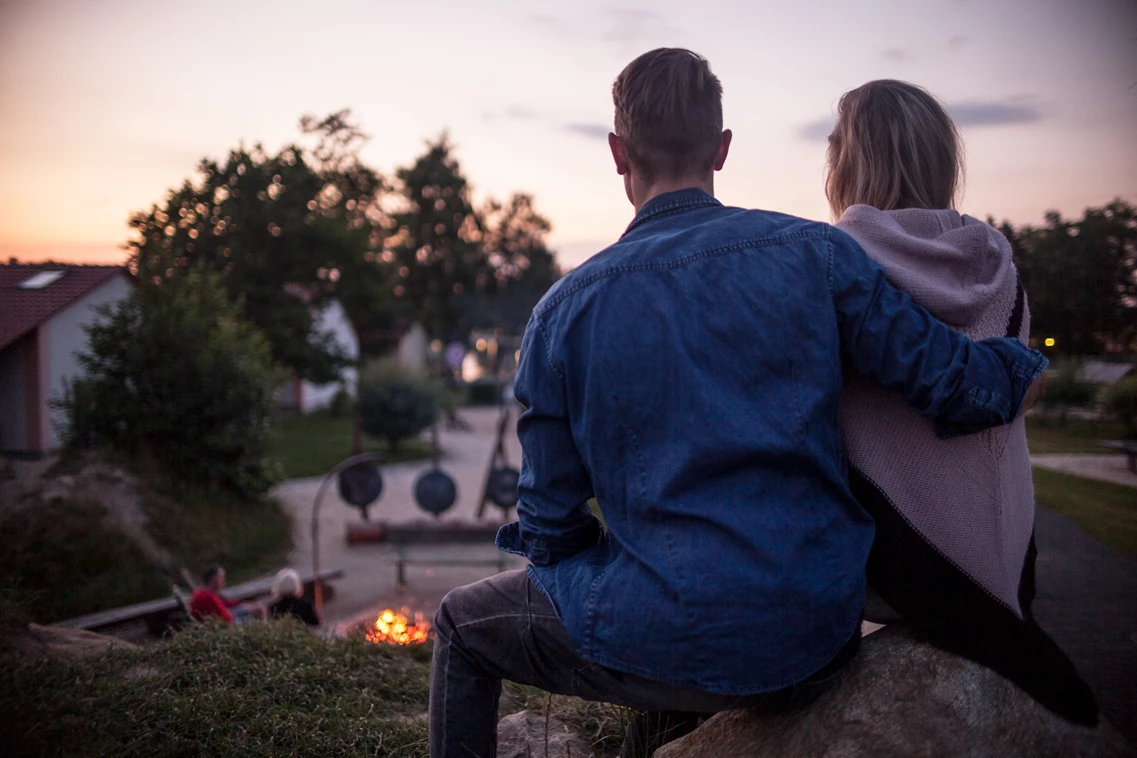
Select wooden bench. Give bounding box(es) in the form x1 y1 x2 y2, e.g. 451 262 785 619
391 544 509 587
56 568 344 635
1099 440 1137 473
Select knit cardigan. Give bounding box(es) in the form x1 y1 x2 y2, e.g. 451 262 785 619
837 205 1033 615
835 205 1097 726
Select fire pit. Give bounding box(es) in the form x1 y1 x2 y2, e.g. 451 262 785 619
364 607 432 646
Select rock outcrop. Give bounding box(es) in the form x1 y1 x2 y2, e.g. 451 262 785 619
655 626 1134 758
497 709 591 758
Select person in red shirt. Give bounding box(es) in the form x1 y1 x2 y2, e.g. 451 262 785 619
189 566 260 624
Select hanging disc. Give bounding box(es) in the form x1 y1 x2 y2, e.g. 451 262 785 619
414 470 457 516
338 461 383 520
486 466 520 511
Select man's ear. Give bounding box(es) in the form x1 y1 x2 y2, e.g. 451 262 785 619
713 129 732 171
609 132 630 176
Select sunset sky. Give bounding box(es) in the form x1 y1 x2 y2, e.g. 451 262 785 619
1 0 1134 269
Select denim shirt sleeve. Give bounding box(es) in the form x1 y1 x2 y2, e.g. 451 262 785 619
495 315 605 565
828 227 1047 436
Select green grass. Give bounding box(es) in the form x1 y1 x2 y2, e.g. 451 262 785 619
1025 415 1130 455
0 618 627 757
268 412 432 480
0 498 170 623
1033 467 1137 556
1 454 294 624
141 489 293 590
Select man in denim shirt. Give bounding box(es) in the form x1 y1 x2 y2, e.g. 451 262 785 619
429 49 1048 757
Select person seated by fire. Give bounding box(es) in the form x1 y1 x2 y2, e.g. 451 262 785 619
267 568 319 626
189 566 264 625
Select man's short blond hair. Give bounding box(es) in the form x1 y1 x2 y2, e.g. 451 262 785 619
613 48 723 183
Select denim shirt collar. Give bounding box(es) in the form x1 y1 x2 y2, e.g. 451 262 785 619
623 188 722 236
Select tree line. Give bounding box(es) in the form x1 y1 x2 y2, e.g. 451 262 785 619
130 110 560 384
995 199 1136 358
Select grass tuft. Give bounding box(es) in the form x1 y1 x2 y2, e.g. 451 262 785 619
268 411 432 480
2 620 433 757
1033 467 1137 556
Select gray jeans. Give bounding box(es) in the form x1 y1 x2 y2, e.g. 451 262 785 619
429 569 857 758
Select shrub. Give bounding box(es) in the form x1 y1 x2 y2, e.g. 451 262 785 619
1043 358 1096 408
1105 377 1137 437
356 358 436 452
328 385 355 418
57 268 282 498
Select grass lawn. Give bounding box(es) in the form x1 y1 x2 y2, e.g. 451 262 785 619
0 619 626 757
269 412 432 480
1033 467 1137 556
1025 415 1130 455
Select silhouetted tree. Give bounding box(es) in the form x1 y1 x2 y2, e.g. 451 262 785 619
1001 199 1136 356
129 110 390 382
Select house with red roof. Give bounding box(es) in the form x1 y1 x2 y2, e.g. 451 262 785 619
1 263 133 456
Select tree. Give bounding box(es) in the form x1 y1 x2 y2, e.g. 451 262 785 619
356 359 436 453
59 269 281 498
471 193 562 332
1001 199 1136 356
129 110 390 382
387 134 487 338
386 136 561 338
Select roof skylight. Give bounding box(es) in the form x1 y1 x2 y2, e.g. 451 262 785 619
17 271 66 289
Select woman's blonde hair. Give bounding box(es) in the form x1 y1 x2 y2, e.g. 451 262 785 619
825 80 964 218
272 568 302 599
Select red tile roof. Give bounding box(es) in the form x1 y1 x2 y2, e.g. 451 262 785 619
0 263 132 351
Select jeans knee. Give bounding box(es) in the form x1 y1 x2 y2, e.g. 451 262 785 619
434 586 465 640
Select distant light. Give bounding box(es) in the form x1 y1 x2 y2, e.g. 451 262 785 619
1044 338 1056 347
475 338 487 352
18 270 65 289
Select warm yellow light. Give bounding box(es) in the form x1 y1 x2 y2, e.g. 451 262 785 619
1044 338 1056 347
475 338 487 351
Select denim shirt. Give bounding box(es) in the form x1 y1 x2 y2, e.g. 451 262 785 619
496 189 1047 695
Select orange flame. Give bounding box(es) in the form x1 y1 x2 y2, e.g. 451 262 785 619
366 607 432 645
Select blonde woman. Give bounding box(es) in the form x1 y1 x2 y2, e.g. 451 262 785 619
268 568 319 626
827 79 1095 724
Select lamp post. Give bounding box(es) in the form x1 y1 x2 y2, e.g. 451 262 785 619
310 452 382 617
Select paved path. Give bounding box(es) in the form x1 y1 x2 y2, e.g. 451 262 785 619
271 406 527 635
1034 505 1137 745
1031 454 1137 488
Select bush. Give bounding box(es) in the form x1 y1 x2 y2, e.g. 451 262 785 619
328 385 355 418
1105 377 1137 437
57 268 282 498
357 358 436 452
467 378 507 406
1043 358 1096 408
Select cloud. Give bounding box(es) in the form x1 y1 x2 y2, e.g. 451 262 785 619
882 48 907 61
797 117 835 141
483 105 537 122
563 123 610 140
601 9 679 43
796 97 1042 140
948 99 1042 126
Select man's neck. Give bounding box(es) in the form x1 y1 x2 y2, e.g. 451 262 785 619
631 174 715 213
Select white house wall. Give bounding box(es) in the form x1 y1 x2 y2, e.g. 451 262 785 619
47 273 133 446
0 337 28 451
300 299 360 413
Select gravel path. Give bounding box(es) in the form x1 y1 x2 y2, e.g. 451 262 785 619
271 406 527 633
1034 505 1137 745
1031 454 1137 488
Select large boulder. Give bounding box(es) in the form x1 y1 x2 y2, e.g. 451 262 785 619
497 709 591 758
656 626 1134 758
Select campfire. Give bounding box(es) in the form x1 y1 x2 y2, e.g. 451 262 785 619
365 607 432 645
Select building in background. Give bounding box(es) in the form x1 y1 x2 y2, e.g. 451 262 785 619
0 263 133 456
279 298 360 414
